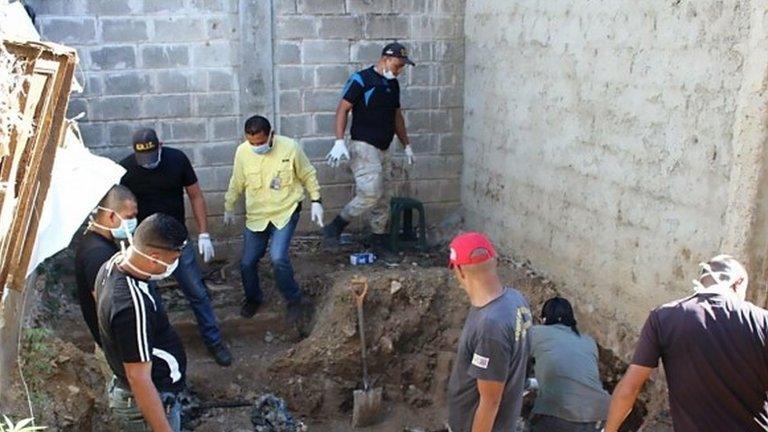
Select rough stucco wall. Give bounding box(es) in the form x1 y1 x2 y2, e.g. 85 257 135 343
463 0 753 357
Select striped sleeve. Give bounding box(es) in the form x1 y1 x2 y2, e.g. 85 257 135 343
111 278 154 363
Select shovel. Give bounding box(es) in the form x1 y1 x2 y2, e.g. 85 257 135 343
350 276 383 427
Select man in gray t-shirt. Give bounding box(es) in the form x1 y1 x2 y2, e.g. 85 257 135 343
446 232 532 432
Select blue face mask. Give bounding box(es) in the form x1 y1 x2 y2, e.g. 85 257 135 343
250 133 274 155
92 206 137 241
141 148 162 169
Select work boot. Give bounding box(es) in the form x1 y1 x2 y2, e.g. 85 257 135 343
286 297 315 338
240 299 262 319
206 342 233 367
322 215 350 248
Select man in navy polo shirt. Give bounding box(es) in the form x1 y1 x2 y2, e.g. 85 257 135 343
323 42 415 247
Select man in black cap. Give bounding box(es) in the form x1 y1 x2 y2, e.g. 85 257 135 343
323 42 415 247
119 128 232 367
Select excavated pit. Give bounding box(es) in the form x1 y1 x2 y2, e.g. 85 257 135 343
1 244 658 431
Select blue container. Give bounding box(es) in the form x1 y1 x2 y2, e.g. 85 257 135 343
350 252 377 265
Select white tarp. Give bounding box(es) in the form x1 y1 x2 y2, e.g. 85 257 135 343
0 1 40 41
26 126 125 276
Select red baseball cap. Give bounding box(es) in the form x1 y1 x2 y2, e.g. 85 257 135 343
448 232 497 268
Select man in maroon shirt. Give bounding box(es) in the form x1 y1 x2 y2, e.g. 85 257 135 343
605 255 768 432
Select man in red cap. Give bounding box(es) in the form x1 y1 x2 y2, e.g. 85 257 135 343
447 232 532 432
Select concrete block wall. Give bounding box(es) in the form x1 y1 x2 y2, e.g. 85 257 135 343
28 0 465 244
462 0 753 359
274 0 466 233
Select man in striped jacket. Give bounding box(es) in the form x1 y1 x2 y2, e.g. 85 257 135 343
96 213 188 432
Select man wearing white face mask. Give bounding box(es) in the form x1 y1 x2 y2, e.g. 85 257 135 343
606 255 768 432
224 115 322 333
324 42 415 248
120 128 232 366
75 185 138 346
96 213 189 432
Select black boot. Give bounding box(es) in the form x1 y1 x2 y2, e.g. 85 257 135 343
322 215 349 247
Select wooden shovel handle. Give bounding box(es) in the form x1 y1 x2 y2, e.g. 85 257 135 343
350 276 368 306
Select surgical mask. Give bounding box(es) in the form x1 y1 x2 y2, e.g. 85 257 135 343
250 133 274 155
124 246 179 281
692 262 734 293
382 68 396 80
90 206 137 242
141 148 162 169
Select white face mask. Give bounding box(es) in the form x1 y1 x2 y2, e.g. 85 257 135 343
90 206 137 242
124 246 179 281
382 68 396 80
250 132 274 155
141 148 162 169
692 262 735 293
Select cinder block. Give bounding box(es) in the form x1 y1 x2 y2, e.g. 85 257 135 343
194 165 234 191
81 75 103 97
88 0 139 15
315 65 352 87
196 141 239 167
191 42 236 67
140 45 190 68
24 0 88 15
438 133 462 155
154 70 190 93
189 0 235 12
404 110 431 133
142 95 192 118
212 117 240 141
276 16 317 39
107 122 152 147
279 90 302 113
433 40 463 62
304 89 341 112
279 114 313 138
276 0 297 15
277 66 313 90
66 98 88 120
364 15 410 39
439 86 462 108
90 46 137 70
437 64 457 85
302 40 349 64
318 16 363 39
77 122 106 147
347 0 393 13
41 18 96 45
407 134 438 154
392 0 429 13
298 0 345 14
161 120 207 141
101 19 148 43
91 146 132 162
407 64 435 86
206 16 239 40
411 16 459 39
208 70 236 91
194 92 238 116
153 18 206 42
301 137 334 159
92 96 142 121
313 113 336 135
142 0 185 12
103 72 151 95
351 41 384 62
402 87 437 109
276 42 301 64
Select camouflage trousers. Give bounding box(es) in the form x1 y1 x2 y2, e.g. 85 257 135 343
340 140 391 235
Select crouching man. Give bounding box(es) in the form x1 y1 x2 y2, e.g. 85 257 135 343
223 115 323 332
96 213 189 432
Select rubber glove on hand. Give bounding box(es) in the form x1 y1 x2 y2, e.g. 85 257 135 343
311 202 324 227
223 212 235 226
404 145 414 165
326 139 350 168
198 233 215 263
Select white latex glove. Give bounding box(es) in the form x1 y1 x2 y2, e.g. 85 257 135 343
223 211 235 226
198 233 215 263
311 202 324 227
404 145 414 165
326 139 350 167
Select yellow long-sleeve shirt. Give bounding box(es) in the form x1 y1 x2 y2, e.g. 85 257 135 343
224 135 321 232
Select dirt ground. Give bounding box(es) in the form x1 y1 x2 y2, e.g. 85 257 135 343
1 235 671 431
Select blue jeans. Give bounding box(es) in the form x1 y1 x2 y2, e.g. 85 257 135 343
172 243 222 347
108 376 181 432
241 209 301 305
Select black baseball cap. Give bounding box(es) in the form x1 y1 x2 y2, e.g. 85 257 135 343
382 42 415 66
132 128 161 166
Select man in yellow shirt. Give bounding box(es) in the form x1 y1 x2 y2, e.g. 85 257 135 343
223 116 323 329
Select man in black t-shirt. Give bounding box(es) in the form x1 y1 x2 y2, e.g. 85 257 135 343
74 185 137 346
120 128 231 367
606 255 768 432
96 213 188 432
323 42 416 246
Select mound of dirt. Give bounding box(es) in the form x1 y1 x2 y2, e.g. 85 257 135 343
269 268 466 419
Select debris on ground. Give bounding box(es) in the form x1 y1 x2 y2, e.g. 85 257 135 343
250 394 306 432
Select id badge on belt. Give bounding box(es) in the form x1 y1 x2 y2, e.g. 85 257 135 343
270 173 282 190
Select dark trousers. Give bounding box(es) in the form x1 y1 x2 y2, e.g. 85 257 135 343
172 243 222 346
240 209 301 305
530 414 603 432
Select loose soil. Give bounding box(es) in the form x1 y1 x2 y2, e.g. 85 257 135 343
1 237 669 431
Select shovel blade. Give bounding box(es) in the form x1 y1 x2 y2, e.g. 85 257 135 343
352 387 383 427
